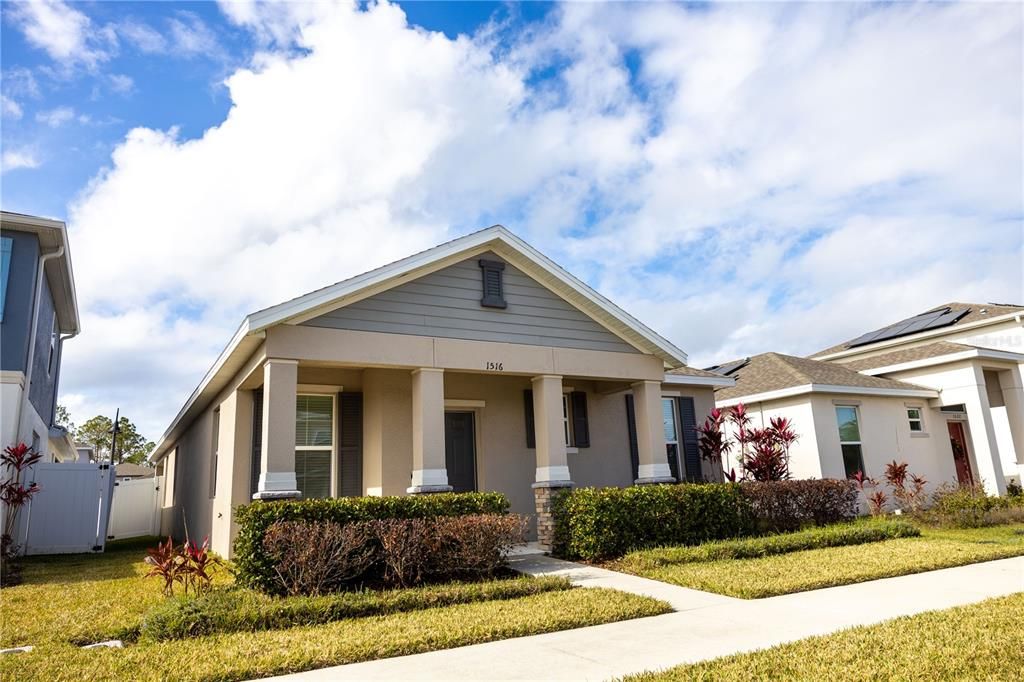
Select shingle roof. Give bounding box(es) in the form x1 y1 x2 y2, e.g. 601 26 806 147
811 302 1024 358
714 352 928 401
666 365 730 379
115 462 155 478
837 341 976 372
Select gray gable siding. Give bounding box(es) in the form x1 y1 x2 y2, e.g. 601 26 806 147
28 275 59 426
0 230 40 372
300 254 640 354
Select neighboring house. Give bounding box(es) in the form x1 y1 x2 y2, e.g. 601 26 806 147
711 302 1024 496
115 462 155 481
150 226 732 555
0 212 80 463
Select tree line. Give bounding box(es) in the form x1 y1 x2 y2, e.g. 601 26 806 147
55 405 156 465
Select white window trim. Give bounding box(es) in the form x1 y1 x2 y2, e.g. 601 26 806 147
835 404 865 477
905 405 927 436
561 393 573 448
295 392 337 498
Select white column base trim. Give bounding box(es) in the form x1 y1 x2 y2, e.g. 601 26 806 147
253 471 301 500
635 462 675 485
410 467 449 487
535 465 571 484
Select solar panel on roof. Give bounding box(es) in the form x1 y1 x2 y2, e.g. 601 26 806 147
704 358 750 376
847 307 970 348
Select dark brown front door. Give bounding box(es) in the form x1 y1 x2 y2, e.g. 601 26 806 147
444 412 476 493
947 421 974 486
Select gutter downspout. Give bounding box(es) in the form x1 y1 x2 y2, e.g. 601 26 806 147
15 246 64 450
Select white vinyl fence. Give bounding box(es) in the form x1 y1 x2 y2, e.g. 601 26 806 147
21 462 115 555
107 477 160 540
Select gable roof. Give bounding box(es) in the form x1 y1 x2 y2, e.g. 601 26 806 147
0 211 80 334
151 225 689 461
812 302 1024 359
837 341 976 372
714 352 937 403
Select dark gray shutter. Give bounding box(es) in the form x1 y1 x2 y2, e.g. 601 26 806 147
625 394 638 480
570 391 590 448
479 259 507 309
524 389 535 448
677 397 701 482
338 392 363 497
250 388 263 497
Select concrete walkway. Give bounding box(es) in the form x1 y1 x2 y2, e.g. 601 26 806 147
265 556 1023 681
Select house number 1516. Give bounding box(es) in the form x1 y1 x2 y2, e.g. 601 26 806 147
486 362 504 371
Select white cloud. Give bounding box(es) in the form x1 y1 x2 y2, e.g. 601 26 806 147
167 11 222 57
1 95 23 119
35 105 76 127
60 1 1022 438
6 0 114 67
2 148 41 172
118 20 168 54
108 73 135 94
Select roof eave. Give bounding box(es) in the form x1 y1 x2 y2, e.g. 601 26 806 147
716 383 939 407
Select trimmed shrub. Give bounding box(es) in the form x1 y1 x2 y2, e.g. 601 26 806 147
616 520 920 571
139 576 570 642
740 479 859 533
263 520 377 596
552 483 755 561
234 492 508 593
924 483 1024 528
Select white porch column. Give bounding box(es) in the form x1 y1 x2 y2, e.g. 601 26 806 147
999 364 1024 467
531 375 570 484
253 358 300 500
632 380 674 484
408 368 451 493
963 365 1007 496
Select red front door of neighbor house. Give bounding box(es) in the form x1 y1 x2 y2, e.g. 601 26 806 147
947 421 974 486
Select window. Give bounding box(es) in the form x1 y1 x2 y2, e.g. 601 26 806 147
662 398 681 479
0 237 11 322
209 409 220 499
906 407 924 433
835 406 865 478
561 394 573 447
295 394 334 499
478 259 507 309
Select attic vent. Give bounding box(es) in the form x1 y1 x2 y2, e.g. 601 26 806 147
479 259 507 309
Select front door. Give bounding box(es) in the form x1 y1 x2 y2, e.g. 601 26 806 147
445 411 477 493
947 421 974 486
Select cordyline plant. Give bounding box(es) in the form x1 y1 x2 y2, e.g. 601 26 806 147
885 460 928 513
852 470 887 515
1 443 43 562
697 404 798 482
144 534 222 597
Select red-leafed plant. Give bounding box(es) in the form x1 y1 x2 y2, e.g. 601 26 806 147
697 404 799 482
697 408 732 471
144 535 222 597
885 460 928 513
852 470 886 515
1 443 43 571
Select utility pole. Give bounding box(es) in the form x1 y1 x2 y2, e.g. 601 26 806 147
110 408 122 464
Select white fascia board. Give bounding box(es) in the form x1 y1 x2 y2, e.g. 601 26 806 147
1 213 80 333
861 348 1024 376
716 383 939 407
247 225 689 366
816 311 1024 361
663 373 734 387
150 318 257 462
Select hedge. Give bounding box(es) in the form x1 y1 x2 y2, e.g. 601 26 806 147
139 576 569 642
553 479 862 561
615 519 921 571
234 492 509 593
552 483 755 561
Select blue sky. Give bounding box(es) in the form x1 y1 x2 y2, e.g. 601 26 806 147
2 1 1021 439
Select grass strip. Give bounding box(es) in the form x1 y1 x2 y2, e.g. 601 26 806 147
614 520 919 571
0 588 670 682
626 592 1024 681
624 524 1024 598
139 576 572 641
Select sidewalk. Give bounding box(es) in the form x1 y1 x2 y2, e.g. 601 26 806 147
264 556 1023 681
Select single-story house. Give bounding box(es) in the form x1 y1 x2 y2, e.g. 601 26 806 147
115 462 156 481
710 302 1024 496
150 226 733 556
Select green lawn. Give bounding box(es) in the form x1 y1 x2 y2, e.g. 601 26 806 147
0 537 669 681
613 523 1024 598
627 592 1024 681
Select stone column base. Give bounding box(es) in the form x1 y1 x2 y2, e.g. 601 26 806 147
634 477 676 485
532 480 573 552
406 484 454 494
251 490 301 501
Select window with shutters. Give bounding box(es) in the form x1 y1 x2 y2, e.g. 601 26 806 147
295 394 334 499
561 394 573 447
478 259 507 309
